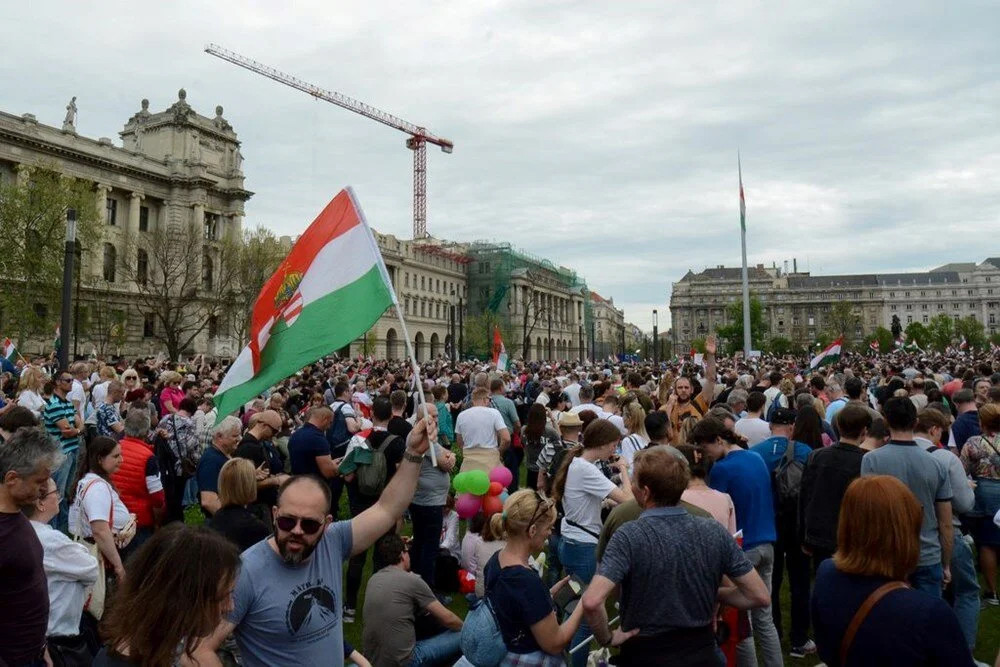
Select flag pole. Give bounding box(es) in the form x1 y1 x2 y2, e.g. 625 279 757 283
351 187 437 467
739 152 752 358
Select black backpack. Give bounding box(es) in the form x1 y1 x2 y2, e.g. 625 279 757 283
773 440 804 516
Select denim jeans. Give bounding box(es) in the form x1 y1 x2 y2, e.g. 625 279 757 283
410 503 444 589
949 533 980 650
503 447 524 493
544 533 564 587
410 629 463 666
558 537 597 667
735 544 783 667
51 447 79 533
910 562 943 598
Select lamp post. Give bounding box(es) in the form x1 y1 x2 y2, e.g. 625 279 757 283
449 288 456 363
458 295 464 360
652 309 659 367
59 209 76 370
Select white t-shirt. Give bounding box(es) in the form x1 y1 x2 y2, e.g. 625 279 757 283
69 473 130 538
17 390 46 416
570 403 611 419
564 383 582 407
68 380 87 422
734 417 772 447
560 456 616 544
608 414 627 436
455 406 506 449
619 433 649 471
763 386 782 416
91 381 109 411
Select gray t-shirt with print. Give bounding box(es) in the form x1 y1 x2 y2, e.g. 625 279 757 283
228 521 353 667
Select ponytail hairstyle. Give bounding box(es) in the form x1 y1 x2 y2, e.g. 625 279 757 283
622 400 648 440
552 419 621 504
483 510 505 542
497 489 556 540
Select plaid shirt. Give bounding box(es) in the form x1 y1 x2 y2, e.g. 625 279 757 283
156 413 200 475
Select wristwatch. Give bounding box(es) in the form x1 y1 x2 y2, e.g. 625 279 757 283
403 450 424 464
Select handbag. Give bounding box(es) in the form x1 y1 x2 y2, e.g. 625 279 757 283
74 478 138 618
460 595 508 667
840 581 908 665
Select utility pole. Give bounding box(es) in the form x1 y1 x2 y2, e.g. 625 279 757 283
653 309 659 367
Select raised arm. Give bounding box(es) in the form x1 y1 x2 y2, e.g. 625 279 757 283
699 334 717 405
351 416 435 555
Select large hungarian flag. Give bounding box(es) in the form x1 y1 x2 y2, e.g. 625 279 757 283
810 337 842 370
214 188 394 419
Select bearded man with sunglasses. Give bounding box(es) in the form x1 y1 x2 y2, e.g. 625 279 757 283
193 412 438 667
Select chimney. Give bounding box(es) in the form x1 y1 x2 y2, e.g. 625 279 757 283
784 260 789 274
793 258 798 273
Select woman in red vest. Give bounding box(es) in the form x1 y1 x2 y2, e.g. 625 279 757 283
111 407 165 558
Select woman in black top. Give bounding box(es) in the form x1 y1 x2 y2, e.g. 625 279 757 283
812 475 973 666
207 458 270 552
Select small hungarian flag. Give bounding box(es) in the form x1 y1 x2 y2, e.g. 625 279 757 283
738 154 747 233
810 336 843 370
492 327 508 370
214 188 395 420
869 340 879 352
960 336 968 350
2 337 16 362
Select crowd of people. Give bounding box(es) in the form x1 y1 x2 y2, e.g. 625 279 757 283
2 341 1000 666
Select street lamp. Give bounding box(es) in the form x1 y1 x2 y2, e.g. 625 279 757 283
449 288 456 363
653 309 659 367
59 209 76 370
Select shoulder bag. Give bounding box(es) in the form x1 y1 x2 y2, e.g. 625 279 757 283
840 581 908 665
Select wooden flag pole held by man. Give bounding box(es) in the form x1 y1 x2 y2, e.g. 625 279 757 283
213 187 436 465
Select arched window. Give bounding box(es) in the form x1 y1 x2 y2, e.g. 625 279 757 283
136 249 148 285
202 254 214 290
103 243 116 282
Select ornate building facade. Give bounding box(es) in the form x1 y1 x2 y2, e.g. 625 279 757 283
669 259 1000 352
0 91 250 357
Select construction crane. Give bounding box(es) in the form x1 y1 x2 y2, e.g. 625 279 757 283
205 43 453 239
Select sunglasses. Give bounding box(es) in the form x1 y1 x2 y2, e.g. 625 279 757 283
275 515 324 535
527 492 554 531
59 377 73 382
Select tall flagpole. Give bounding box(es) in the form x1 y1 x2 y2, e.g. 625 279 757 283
739 153 752 357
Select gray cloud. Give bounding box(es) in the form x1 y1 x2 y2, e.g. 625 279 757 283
3 1 998 332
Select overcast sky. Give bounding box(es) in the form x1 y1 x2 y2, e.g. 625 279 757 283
4 1 998 331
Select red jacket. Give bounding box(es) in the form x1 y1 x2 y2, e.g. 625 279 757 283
112 436 163 528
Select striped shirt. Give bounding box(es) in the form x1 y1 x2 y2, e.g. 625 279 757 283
43 394 80 452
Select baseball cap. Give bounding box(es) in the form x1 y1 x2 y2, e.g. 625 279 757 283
770 408 797 426
256 409 283 431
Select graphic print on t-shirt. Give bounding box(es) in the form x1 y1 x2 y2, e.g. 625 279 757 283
285 580 338 641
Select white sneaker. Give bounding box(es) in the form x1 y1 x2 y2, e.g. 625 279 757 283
789 639 817 658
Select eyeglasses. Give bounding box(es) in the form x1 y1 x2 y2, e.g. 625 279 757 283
275 515 324 535
40 488 60 499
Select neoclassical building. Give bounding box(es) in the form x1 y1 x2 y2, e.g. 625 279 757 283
0 91 250 357
669 259 1000 352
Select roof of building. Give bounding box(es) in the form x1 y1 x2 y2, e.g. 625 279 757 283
875 271 959 286
982 258 1000 270
679 266 772 282
930 262 977 273
787 274 878 288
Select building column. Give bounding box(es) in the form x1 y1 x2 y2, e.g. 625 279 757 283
192 203 205 288
228 214 242 244
93 184 112 280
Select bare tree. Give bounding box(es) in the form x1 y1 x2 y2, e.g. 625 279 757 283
219 225 286 347
119 224 238 361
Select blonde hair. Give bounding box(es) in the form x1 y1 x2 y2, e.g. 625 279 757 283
99 365 118 381
489 489 556 540
623 401 648 440
218 458 257 507
18 366 46 392
160 371 182 385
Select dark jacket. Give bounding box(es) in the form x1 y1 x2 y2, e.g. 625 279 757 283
951 411 981 453
799 442 865 551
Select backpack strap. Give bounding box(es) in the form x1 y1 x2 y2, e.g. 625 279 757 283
840 581 908 665
374 434 398 454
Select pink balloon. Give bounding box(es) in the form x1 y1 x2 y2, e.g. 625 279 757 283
489 466 513 488
455 493 483 519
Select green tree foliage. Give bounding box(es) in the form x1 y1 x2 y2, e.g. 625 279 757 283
868 326 895 353
926 314 955 351
827 301 861 346
904 322 930 349
715 296 767 354
766 336 795 356
464 311 516 361
0 166 101 346
954 315 987 350
890 314 902 340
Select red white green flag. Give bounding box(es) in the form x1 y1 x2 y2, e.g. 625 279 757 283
2 337 16 362
492 327 508 369
214 188 394 419
810 336 843 370
738 155 746 233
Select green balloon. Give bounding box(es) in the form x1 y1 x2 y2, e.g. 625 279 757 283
452 472 468 493
466 470 490 496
